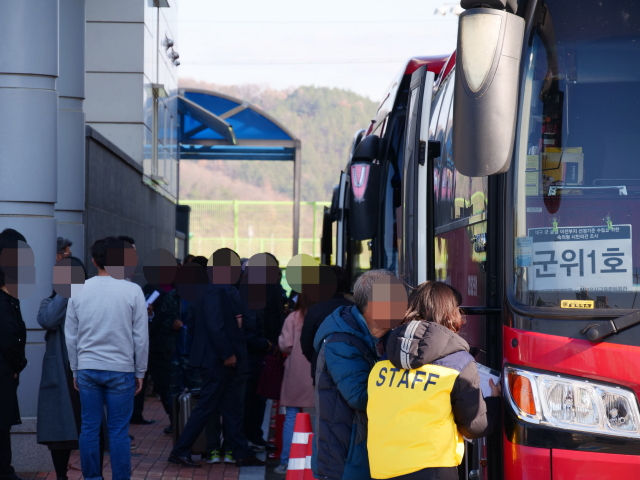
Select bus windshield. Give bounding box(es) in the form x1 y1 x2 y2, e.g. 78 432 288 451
512 1 640 311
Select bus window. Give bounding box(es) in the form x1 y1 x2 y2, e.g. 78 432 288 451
347 239 372 286
432 73 488 318
433 73 488 231
513 1 640 310
380 116 405 273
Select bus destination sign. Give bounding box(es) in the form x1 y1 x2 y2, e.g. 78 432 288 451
527 225 633 292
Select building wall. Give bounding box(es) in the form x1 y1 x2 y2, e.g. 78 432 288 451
84 127 176 284
85 0 179 202
1 1 179 471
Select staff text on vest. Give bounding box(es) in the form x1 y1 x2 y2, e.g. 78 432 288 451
375 367 440 390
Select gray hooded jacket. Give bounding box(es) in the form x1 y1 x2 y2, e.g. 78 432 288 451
386 320 500 441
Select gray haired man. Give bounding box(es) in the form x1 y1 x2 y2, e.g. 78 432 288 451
56 237 73 263
311 269 407 480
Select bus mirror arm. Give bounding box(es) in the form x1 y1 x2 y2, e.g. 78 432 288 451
582 310 640 342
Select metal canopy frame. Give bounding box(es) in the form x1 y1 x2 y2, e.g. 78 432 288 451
178 88 302 256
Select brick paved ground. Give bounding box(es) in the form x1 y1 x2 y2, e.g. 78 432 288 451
19 397 240 480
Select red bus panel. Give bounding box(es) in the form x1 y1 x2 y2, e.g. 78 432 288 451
552 448 640 479
503 435 551 480
503 325 640 395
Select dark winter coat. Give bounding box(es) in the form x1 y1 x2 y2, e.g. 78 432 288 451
189 284 248 376
300 294 354 383
242 303 269 379
227 285 270 378
36 295 80 445
311 305 379 480
263 283 285 344
0 289 27 430
143 286 180 354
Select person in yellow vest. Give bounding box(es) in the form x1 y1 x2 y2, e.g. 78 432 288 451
367 281 501 480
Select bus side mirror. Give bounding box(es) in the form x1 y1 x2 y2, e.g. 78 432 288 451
352 134 380 162
349 161 382 241
452 8 524 177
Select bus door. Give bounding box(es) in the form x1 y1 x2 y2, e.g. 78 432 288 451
430 69 496 480
401 65 435 287
335 170 349 269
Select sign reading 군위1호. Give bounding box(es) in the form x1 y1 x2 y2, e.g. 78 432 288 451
528 225 633 292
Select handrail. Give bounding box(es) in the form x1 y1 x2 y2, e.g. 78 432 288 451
460 306 501 315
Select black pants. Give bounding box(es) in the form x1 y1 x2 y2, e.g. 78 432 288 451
0 430 13 479
148 352 173 417
132 352 173 421
171 365 251 459
391 467 458 480
131 371 146 421
243 376 266 444
205 378 247 452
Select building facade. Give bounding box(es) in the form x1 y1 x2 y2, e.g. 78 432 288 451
0 0 179 470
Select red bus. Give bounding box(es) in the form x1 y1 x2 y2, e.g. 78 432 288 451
322 1 640 478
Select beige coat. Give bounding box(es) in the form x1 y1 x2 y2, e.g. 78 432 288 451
278 310 315 407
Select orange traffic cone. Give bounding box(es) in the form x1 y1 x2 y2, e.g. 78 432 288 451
285 413 313 480
303 433 316 480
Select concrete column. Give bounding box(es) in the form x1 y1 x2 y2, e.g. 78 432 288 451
56 0 86 258
0 0 59 471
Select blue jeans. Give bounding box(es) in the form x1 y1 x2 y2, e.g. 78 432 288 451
280 407 301 465
78 370 136 480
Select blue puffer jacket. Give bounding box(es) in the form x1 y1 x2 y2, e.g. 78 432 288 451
311 305 379 480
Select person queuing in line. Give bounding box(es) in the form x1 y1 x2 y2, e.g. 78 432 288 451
56 237 73 263
65 237 149 480
0 229 29 480
311 270 396 480
166 254 200 436
300 265 353 384
168 256 264 468
238 262 272 454
366 281 501 480
263 253 286 345
37 254 106 480
124 234 155 427
140 266 181 430
204 257 273 464
274 292 316 475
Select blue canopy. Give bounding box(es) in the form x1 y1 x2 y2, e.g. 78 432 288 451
178 88 298 161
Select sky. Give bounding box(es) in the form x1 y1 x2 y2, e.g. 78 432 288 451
177 0 460 100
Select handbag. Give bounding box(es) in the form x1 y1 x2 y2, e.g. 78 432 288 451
257 350 285 399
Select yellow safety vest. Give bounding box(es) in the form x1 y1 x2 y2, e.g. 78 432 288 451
367 360 465 479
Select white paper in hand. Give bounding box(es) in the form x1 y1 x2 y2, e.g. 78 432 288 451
146 290 160 307
477 363 501 397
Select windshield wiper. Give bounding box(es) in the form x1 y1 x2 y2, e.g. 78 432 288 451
548 185 628 196
582 310 640 342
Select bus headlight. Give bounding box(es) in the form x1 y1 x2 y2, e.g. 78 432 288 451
505 366 640 438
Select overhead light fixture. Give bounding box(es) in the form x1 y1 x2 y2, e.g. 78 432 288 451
171 51 180 61
151 83 168 98
164 37 174 49
174 60 181 67
434 5 447 15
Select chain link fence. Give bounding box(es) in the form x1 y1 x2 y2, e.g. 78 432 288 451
182 200 331 266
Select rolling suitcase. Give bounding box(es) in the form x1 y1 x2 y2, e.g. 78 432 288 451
172 389 209 455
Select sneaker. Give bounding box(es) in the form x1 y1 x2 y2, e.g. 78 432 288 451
248 441 266 453
224 451 235 464
274 463 288 475
206 450 221 464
